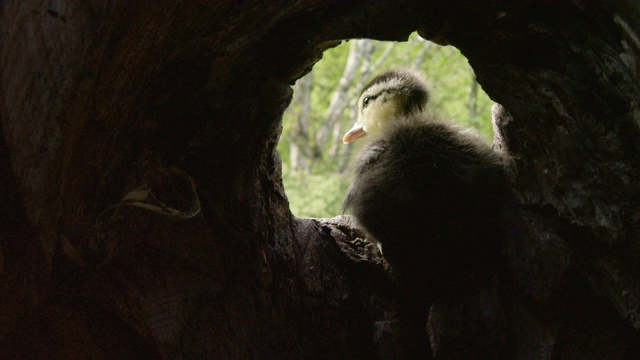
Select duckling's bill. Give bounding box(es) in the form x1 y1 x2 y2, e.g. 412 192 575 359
343 123 368 144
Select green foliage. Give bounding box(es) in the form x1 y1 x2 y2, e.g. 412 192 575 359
283 170 351 218
420 48 494 139
279 33 495 218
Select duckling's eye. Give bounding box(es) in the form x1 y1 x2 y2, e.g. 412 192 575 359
363 97 370 108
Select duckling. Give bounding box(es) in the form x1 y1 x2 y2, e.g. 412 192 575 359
343 69 505 300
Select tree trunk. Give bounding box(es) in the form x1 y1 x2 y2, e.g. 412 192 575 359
289 73 313 171
1 0 640 358
316 40 364 161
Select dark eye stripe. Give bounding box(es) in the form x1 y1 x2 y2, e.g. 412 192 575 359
362 94 381 108
364 87 403 101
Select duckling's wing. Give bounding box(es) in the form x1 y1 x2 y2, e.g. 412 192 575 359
342 185 356 215
342 140 387 214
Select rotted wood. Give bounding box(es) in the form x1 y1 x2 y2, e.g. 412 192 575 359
417 1 640 357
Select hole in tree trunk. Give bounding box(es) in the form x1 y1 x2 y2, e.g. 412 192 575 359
279 33 494 219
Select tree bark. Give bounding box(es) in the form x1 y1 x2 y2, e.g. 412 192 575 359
1 0 640 359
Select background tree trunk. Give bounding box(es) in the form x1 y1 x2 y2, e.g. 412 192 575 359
289 73 313 171
1 0 640 358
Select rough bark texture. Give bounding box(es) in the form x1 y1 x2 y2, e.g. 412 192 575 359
1 0 640 358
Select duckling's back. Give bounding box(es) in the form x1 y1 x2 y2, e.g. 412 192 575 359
344 115 505 300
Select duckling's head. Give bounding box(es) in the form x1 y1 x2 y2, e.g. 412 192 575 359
343 68 430 143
